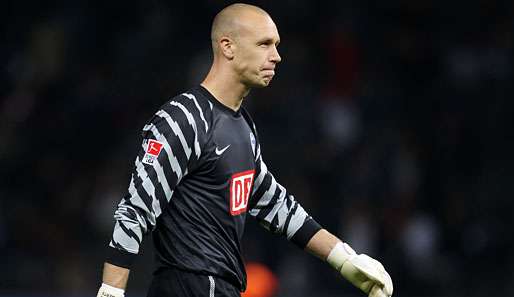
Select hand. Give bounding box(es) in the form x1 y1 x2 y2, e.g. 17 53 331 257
96 283 125 297
327 242 393 297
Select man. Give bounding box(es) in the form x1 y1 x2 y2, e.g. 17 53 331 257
96 3 393 297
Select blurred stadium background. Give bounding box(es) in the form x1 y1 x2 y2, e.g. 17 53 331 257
1 0 513 296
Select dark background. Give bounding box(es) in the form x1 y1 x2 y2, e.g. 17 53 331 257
1 0 513 296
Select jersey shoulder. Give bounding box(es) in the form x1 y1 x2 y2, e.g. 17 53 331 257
145 87 212 128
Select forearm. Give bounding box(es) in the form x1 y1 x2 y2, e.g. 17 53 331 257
304 229 341 261
306 229 394 296
102 262 130 290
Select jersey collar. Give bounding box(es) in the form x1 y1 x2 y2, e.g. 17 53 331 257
196 85 242 117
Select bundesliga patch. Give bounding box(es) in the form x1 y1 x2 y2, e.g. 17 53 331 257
142 139 164 165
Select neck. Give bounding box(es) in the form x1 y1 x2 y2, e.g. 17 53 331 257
201 64 250 111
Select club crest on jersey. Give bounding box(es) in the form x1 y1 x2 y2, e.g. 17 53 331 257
250 132 256 156
230 170 255 215
142 139 164 165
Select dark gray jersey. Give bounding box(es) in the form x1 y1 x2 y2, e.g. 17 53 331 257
106 86 321 290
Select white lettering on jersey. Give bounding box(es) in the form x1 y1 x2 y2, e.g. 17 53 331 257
230 170 255 215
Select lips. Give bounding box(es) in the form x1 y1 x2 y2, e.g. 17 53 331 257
261 69 275 76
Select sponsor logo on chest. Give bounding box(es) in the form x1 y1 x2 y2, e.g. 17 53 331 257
229 170 255 215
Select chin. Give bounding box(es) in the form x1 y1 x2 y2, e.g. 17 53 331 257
259 77 274 87
248 80 270 88
260 81 271 87
243 75 273 88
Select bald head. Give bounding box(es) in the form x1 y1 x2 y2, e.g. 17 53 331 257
210 3 271 53
203 3 281 90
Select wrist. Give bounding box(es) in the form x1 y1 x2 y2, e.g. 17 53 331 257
97 283 125 297
326 242 356 271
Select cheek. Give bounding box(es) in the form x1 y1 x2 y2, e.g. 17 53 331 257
236 51 261 73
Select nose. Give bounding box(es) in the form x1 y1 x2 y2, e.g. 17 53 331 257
270 45 281 63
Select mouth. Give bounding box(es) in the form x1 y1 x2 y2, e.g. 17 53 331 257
261 68 275 77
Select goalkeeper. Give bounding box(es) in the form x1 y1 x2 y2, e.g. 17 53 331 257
97 3 393 297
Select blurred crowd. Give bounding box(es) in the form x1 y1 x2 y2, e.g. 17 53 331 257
1 1 513 296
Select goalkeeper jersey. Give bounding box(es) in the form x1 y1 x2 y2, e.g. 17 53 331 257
106 85 322 291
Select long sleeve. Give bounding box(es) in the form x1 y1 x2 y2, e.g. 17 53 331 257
107 99 203 268
248 137 322 249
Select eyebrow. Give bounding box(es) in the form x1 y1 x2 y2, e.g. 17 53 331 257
257 37 280 45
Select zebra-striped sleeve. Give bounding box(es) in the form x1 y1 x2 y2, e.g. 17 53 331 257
248 151 322 249
107 99 202 268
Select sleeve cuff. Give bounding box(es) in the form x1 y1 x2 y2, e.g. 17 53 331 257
105 247 138 269
290 217 323 249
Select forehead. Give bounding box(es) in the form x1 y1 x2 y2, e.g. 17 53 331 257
236 13 280 41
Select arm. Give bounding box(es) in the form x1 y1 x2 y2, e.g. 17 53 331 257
102 263 130 289
248 153 322 249
97 100 202 296
97 259 131 296
305 228 340 260
249 138 392 297
243 111 321 247
306 229 394 297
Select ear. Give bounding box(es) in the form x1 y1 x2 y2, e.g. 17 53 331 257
219 36 235 60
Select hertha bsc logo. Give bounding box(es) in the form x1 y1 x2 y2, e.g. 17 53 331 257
230 170 255 215
142 139 164 165
249 132 256 156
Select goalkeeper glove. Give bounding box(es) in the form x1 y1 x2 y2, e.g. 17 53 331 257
96 283 125 297
327 242 393 297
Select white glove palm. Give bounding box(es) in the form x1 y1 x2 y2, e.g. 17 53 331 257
328 242 393 297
